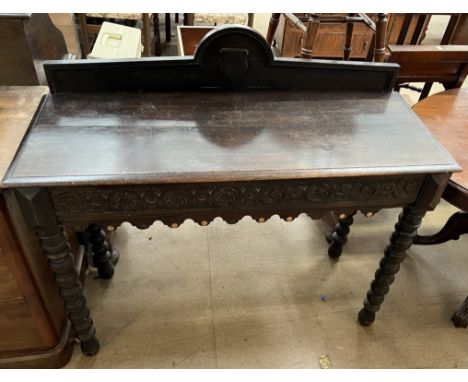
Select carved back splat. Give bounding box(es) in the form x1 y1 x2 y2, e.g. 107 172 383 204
44 25 399 94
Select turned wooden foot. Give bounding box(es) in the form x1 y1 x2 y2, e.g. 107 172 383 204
15 188 99 356
413 211 468 245
327 211 356 260
80 336 100 356
452 296 468 328
86 223 115 279
358 206 425 325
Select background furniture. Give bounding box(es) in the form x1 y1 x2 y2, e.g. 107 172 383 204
177 13 254 55
3 26 459 355
266 13 388 62
77 13 153 57
183 13 254 27
451 14 468 44
0 13 70 85
177 26 214 55
389 45 468 100
267 13 468 61
411 88 468 328
152 13 181 48
0 87 75 368
394 13 463 45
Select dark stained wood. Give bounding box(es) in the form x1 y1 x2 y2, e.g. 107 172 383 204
0 13 69 85
48 175 426 229
359 174 450 325
413 211 468 245
3 91 459 188
327 211 357 259
0 87 73 367
86 223 114 279
14 188 99 357
44 26 399 94
452 296 468 328
0 26 461 355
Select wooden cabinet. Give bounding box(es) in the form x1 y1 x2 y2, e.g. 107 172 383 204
0 87 74 368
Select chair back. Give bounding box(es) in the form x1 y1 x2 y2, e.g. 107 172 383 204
389 45 468 100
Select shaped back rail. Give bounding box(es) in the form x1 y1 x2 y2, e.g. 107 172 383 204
44 25 399 94
389 44 468 100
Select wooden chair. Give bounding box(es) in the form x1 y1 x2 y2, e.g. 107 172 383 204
388 45 468 100
266 13 388 62
77 13 154 57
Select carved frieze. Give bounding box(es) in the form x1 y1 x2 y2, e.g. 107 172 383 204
50 177 424 217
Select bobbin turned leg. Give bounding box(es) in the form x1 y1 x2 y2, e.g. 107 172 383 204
86 223 115 279
358 206 425 325
15 188 99 356
327 211 357 260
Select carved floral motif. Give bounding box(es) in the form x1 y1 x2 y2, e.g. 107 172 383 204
50 177 423 216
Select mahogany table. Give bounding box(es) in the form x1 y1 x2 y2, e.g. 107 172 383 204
412 88 468 328
1 26 460 356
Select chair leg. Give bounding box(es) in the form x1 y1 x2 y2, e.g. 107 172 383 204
247 13 254 28
266 13 281 45
413 211 468 245
165 13 171 42
452 296 468 328
343 14 355 61
419 82 433 101
374 13 388 62
153 13 162 56
184 13 194 26
78 13 91 58
142 13 151 57
301 14 321 59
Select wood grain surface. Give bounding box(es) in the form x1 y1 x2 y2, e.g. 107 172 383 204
3 90 460 188
413 88 468 189
0 86 48 180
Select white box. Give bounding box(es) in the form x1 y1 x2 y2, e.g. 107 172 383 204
88 21 143 59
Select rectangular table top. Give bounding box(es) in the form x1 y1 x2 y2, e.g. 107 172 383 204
2 90 460 188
